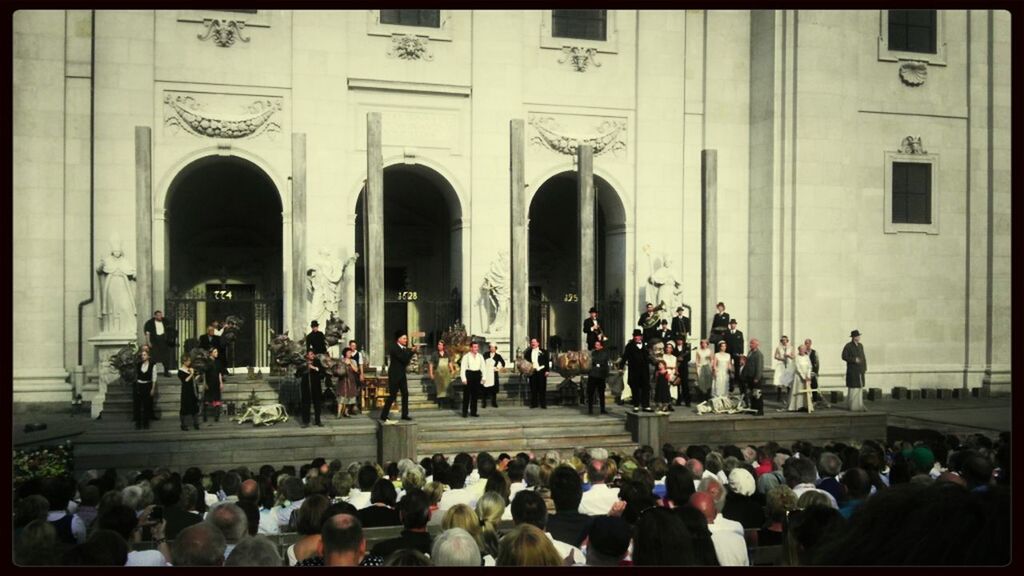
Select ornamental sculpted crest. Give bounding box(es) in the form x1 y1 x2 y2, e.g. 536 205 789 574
528 115 627 158
163 93 283 140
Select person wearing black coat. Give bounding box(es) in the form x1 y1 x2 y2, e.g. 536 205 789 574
297 350 325 427
709 302 730 346
671 307 691 340
380 331 415 422
583 307 602 351
523 337 551 409
618 329 652 412
587 338 611 415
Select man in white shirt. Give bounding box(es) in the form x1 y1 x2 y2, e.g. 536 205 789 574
346 464 380 511
273 477 305 529
690 491 749 566
578 460 620 516
784 455 839 509
512 490 585 566
438 463 478 513
460 341 486 418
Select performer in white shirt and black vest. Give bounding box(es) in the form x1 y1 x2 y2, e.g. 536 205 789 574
483 343 505 408
460 341 486 417
523 337 551 409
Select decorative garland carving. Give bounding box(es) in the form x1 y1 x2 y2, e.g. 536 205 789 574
899 60 928 86
528 116 626 157
898 136 927 155
197 18 250 47
164 94 282 139
558 46 601 72
387 34 434 61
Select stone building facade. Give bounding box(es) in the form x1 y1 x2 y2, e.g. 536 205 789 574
13 10 1011 405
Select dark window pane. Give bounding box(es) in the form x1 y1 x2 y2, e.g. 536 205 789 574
380 9 440 28
552 9 607 41
888 10 937 54
892 163 932 225
905 196 930 224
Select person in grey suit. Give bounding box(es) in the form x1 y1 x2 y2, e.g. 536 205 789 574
380 331 415 422
842 330 867 412
740 339 765 415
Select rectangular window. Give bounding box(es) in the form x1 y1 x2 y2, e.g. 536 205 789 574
891 162 932 224
552 9 607 41
887 10 937 54
380 9 441 28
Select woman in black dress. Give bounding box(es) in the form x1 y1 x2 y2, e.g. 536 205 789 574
203 347 224 423
178 354 200 430
654 359 672 414
135 349 156 429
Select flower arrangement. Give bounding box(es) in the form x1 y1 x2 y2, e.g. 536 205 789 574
13 441 74 487
440 322 471 374
109 344 141 384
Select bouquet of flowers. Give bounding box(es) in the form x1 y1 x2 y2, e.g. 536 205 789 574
555 350 591 379
109 344 140 384
268 332 306 371
323 314 351 348
440 322 471 373
220 315 245 348
13 441 74 488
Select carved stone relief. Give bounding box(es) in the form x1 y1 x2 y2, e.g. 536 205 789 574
163 93 283 140
898 136 927 155
528 115 627 158
558 46 601 72
387 34 434 61
899 60 928 86
197 18 250 47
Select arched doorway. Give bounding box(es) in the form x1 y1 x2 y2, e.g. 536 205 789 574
164 155 283 369
528 172 626 352
354 164 463 350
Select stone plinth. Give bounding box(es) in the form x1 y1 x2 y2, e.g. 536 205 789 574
378 420 417 464
828 390 845 404
892 386 909 400
626 411 668 449
909 389 921 400
936 388 953 400
88 333 136 419
867 388 883 401
921 388 937 399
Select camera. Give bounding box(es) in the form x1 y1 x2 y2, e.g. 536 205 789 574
149 505 164 523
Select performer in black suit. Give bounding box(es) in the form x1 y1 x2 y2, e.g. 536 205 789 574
143 310 173 376
671 307 691 340
587 338 610 415
380 331 415 422
674 335 692 407
298 349 324 427
198 325 222 357
709 302 730 346
804 338 824 404
306 320 328 354
583 307 602 351
724 319 744 393
619 329 652 412
638 303 659 342
657 319 673 343
524 337 550 409
740 339 765 415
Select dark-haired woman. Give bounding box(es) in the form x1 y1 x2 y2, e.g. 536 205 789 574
178 354 200 430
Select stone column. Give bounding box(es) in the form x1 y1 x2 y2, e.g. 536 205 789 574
701 150 717 337
291 133 307 338
367 112 385 367
378 421 417 464
509 119 527 360
578 144 595 350
135 126 153 343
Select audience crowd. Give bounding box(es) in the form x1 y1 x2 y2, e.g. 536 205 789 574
13 431 1010 566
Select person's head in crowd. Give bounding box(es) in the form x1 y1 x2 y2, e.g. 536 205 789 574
62 529 128 566
676 505 720 566
154 476 182 509
618 480 659 525
299 463 313 480
120 484 143 512
586 515 632 566
587 458 612 486
496 453 512 472
239 479 258 503
433 527 482 566
79 484 100 509
784 505 844 566
549 464 583 512
705 452 725 477
172 522 226 566
839 445 861 472
357 464 379 492
632 467 655 494
448 463 468 490
210 502 248 545
766 485 798 523
958 450 994 490
331 471 354 499
370 478 398 508
319 513 365 567
728 467 756 497
432 460 451 486
295 494 330 536
721 445 744 461
224 535 282 566
177 483 198 513
524 463 541 488
796 490 831 510
783 456 818 488
661 443 678 462
384 548 433 566
476 491 506 558
937 470 968 488
508 459 526 485
14 494 49 529
323 501 358 523
221 472 241 498
443 504 484 550
686 458 705 479
484 471 511 504
650 457 669 483
496 523 563 566
304 475 329 497
741 445 758 463
697 477 726 513
401 465 425 492
423 482 445 508
510 489 548 531
15 519 57 566
633 506 694 566
818 452 843 479
665 463 696 506
903 446 936 477
476 452 497 481
689 491 717 524
282 476 305 504
399 488 430 530
454 452 474 475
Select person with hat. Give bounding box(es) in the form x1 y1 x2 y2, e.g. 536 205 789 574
583 307 602 351
671 307 691 340
306 320 328 355
708 302 730 347
586 337 611 415
723 319 744 393
380 331 415 422
618 329 652 412
842 330 867 412
657 319 673 344
297 349 325 428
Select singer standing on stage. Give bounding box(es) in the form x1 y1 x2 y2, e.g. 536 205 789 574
460 341 486 418
619 329 652 412
524 337 551 409
298 349 324 428
583 307 602 351
380 331 414 422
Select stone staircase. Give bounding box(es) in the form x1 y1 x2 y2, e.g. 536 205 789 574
98 374 283 422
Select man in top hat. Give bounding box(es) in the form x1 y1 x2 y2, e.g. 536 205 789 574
671 307 691 341
380 330 415 422
583 307 602 351
306 320 328 355
724 319 744 393
842 330 867 412
657 319 674 344
618 329 652 412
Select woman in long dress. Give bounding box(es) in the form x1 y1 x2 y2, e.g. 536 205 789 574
178 354 200 430
335 347 360 418
203 347 224 423
695 339 713 400
662 342 678 411
788 345 813 412
428 341 453 408
773 336 796 389
711 340 732 399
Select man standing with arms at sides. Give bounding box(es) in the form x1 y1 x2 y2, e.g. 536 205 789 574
144 310 172 376
842 330 867 412
524 337 551 409
804 338 827 408
583 307 602 351
674 335 692 407
298 349 324 428
638 303 659 343
306 320 332 397
619 329 652 412
724 319 744 393
741 339 764 415
709 302 730 347
460 341 486 418
587 338 610 415
380 331 415 422
347 339 365 414
671 307 691 340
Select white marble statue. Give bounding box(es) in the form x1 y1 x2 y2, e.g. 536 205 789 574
96 235 137 335
479 251 510 334
648 254 683 314
307 249 341 328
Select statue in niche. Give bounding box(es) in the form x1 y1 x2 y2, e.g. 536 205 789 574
307 249 359 330
96 234 137 335
644 245 683 319
479 251 510 334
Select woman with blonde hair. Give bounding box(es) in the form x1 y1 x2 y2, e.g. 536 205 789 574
442 504 492 564
475 491 505 559
496 523 564 566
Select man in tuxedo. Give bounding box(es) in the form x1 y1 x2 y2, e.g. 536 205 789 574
671 307 691 340
674 335 692 407
657 319 673 344
306 320 328 354
524 337 550 409
587 338 611 415
724 319 744 393
583 307 602 351
740 339 764 415
380 331 415 422
619 329 652 412
143 310 173 376
298 350 324 428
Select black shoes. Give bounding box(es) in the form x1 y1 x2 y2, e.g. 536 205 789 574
401 416 413 421
470 414 479 417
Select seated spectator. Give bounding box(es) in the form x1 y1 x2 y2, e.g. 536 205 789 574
507 459 528 500
796 490 832 510
676 505 720 566
816 452 844 503
237 479 260 536
285 493 330 566
511 489 585 565
14 519 58 566
663 463 695 509
585 515 632 566
433 527 482 566
74 485 101 530
784 456 838 509
154 477 201 540
722 468 764 530
318 513 367 567
784 505 844 566
370 488 433 559
383 549 433 566
423 481 446 527
96 503 170 566
546 464 593 548
442 504 492 564
476 491 505 559
172 522 226 566
330 470 354 504
616 480 659 526
224 535 282 566
61 529 128 566
633 505 694 566
689 491 748 566
347 464 379 510
484 471 513 521
958 450 995 492
578 459 619 516
358 478 401 528
439 463 477 513
759 485 797 546
42 477 85 545
209 502 248 559
497 523 565 566
13 494 49 542
273 476 304 530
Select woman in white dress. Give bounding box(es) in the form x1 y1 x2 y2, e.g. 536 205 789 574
711 340 732 399
773 336 796 389
788 344 812 412
663 342 678 409
695 339 713 400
